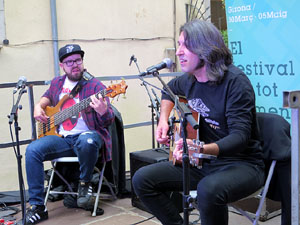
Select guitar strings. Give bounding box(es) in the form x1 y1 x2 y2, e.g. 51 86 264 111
37 89 107 136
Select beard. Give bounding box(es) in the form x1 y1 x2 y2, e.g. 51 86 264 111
66 70 83 81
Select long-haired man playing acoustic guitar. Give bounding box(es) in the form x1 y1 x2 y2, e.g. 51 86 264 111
25 44 115 224
132 20 265 225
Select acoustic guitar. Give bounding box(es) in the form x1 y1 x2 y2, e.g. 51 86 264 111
169 97 215 168
37 80 127 139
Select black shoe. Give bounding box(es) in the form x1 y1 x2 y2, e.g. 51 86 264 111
85 205 104 216
25 205 48 225
77 181 93 208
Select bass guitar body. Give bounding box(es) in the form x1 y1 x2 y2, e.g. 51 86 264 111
37 95 70 138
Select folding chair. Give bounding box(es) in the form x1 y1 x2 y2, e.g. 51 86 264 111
229 161 277 224
189 112 291 225
228 112 291 224
44 156 117 216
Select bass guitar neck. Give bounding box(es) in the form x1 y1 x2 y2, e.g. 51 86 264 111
37 80 127 139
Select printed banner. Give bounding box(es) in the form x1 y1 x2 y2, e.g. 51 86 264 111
225 0 300 121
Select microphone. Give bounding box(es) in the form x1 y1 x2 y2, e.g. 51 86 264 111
129 55 136 66
140 58 173 76
13 76 27 94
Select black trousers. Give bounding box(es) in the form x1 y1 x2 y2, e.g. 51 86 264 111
132 159 264 225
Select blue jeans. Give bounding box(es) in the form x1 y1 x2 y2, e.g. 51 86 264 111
132 159 264 225
25 131 103 206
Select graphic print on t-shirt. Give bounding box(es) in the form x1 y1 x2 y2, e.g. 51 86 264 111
188 98 210 117
58 77 89 136
188 98 220 130
61 97 80 131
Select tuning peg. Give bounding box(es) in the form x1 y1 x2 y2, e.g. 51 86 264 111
193 139 197 145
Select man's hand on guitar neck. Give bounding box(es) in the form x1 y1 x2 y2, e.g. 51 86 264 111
90 95 108 116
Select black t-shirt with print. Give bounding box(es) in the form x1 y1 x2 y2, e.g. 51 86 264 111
162 64 263 165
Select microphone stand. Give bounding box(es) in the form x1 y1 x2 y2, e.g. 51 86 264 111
139 79 160 149
150 70 199 225
8 86 27 225
129 55 161 149
151 88 161 149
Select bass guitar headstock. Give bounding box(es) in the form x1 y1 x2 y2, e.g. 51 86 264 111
106 80 128 98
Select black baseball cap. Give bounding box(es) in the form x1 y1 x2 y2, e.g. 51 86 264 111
59 44 85 62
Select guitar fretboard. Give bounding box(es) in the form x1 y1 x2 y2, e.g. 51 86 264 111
54 89 108 125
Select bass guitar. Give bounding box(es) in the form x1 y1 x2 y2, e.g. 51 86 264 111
37 80 127 139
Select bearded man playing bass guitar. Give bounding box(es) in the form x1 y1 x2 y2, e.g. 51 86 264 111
25 44 115 224
132 20 265 225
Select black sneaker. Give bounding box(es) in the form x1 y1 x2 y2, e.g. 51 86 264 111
25 205 48 225
77 181 93 208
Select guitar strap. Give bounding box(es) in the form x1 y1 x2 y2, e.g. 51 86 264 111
69 69 94 98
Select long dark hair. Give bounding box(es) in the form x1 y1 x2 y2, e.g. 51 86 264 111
179 19 232 82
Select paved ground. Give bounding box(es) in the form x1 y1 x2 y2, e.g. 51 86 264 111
10 196 282 225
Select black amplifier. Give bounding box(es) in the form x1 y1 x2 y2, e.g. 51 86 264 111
130 148 182 213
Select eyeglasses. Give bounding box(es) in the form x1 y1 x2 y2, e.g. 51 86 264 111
62 58 83 67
